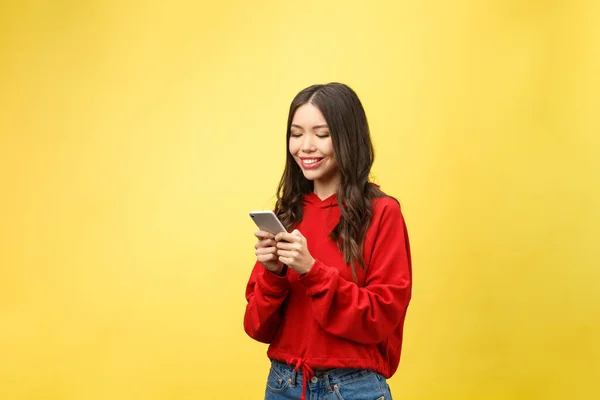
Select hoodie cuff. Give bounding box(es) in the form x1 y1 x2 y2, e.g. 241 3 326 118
298 259 337 295
257 264 290 293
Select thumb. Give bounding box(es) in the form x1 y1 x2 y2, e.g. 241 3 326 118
291 229 303 238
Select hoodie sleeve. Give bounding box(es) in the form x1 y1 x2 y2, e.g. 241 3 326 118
298 199 412 345
243 262 291 343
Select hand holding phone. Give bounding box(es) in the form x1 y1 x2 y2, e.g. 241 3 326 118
250 211 286 274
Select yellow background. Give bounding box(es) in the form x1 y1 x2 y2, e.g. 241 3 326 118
1 0 598 399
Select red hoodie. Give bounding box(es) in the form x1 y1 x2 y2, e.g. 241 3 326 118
244 191 412 399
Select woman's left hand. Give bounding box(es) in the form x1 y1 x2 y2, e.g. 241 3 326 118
275 229 315 275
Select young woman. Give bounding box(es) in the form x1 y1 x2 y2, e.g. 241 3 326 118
244 83 412 400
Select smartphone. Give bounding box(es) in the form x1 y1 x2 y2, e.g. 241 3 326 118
249 210 287 235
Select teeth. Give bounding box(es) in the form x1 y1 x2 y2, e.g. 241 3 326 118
304 159 321 165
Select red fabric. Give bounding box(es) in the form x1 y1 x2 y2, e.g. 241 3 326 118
244 191 412 399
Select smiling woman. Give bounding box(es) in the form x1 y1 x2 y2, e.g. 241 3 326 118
289 104 339 196
244 83 412 400
2 0 599 399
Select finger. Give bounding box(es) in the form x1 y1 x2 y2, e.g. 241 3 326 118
276 241 297 250
255 230 275 239
274 232 286 241
258 253 277 263
256 239 276 249
278 256 292 265
256 247 277 256
257 253 274 261
276 249 294 258
291 229 303 237
275 232 298 242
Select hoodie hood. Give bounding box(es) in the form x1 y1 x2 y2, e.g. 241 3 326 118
303 192 338 209
301 183 382 209
302 183 382 209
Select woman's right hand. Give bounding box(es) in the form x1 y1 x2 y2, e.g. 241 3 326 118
254 230 284 275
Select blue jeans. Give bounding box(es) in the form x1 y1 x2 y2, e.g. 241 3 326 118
265 360 393 400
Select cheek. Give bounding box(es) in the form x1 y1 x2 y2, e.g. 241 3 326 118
324 140 335 158
288 139 299 155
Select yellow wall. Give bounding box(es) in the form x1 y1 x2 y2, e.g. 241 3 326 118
1 1 598 399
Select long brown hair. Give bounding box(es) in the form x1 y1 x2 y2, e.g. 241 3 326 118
274 83 388 281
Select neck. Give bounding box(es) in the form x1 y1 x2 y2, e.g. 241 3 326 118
313 173 341 200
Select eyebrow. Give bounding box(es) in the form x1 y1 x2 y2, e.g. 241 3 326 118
291 124 329 130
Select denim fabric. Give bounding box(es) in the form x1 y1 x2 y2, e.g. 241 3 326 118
265 360 393 400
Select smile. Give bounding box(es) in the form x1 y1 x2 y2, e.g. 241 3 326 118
300 158 324 169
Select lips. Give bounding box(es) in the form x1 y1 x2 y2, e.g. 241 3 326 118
300 157 324 169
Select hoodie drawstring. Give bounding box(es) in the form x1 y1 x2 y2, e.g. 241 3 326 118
291 358 314 400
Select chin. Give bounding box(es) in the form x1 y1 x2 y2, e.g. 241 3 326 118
301 172 319 181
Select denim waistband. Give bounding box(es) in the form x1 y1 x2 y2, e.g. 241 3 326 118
270 359 377 389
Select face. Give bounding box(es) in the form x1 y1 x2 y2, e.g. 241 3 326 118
289 103 340 187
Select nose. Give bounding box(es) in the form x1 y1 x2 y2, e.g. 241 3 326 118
301 134 316 153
